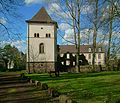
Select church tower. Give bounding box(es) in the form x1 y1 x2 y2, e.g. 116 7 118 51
26 7 58 73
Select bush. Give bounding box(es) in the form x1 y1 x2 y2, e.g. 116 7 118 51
0 68 7 72
115 99 120 103
117 59 120 71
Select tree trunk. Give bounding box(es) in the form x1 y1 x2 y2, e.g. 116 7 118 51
107 0 113 70
76 0 80 72
92 0 98 71
92 27 97 71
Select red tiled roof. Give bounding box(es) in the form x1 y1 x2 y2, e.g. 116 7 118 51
59 45 104 53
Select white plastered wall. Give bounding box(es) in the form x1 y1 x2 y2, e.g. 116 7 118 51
27 23 57 62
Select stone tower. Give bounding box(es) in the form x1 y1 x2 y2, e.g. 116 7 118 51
26 7 58 73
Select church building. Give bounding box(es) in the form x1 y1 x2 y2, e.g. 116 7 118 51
26 7 58 73
26 7 105 73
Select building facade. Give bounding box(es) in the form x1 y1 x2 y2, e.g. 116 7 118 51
26 7 58 73
58 45 105 68
26 7 105 73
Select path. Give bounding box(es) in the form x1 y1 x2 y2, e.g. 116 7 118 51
0 72 59 103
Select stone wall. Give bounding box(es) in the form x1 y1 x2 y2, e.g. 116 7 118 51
26 62 55 73
68 65 107 73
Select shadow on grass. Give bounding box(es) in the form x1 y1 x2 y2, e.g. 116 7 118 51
27 71 120 82
1 95 52 103
0 72 59 103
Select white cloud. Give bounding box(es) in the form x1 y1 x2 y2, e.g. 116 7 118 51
0 17 7 24
48 3 61 14
81 5 93 14
64 29 74 39
48 3 71 19
24 0 47 5
50 3 60 11
59 23 71 31
112 31 120 38
25 0 34 4
62 29 74 44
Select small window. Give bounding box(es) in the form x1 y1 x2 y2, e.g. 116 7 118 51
89 54 91 59
41 27 43 29
41 64 43 67
37 33 39 37
39 43 44 53
61 62 64 65
72 54 75 57
60 54 64 57
98 48 102 52
66 60 70 66
73 62 75 66
67 54 70 59
46 33 51 38
98 53 101 59
34 33 36 37
89 48 91 52
49 33 51 37
46 33 48 37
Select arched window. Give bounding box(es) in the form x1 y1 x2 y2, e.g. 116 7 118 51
39 43 44 53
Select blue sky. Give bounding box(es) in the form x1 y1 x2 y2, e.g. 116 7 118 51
0 0 119 53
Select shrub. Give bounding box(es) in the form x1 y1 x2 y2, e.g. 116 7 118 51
0 68 7 72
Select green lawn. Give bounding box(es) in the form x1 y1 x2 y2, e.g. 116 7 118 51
26 71 120 103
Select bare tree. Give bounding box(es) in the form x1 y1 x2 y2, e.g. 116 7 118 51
106 0 120 69
47 0 119 71
0 0 24 41
85 0 99 70
48 0 84 72
29 45 40 73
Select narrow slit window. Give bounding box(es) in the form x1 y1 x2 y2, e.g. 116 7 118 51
37 33 39 37
34 33 36 37
46 33 48 37
49 33 51 37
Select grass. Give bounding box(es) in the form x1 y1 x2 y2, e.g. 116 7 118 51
0 70 25 75
26 71 120 103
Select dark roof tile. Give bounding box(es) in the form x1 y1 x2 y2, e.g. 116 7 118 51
26 7 57 27
59 45 104 53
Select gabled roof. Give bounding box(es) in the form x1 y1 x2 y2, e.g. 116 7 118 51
26 7 58 27
59 45 105 54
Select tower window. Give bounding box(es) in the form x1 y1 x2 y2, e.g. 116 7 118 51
46 33 48 37
39 43 44 53
46 33 51 38
49 33 51 37
34 33 36 37
37 33 39 37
